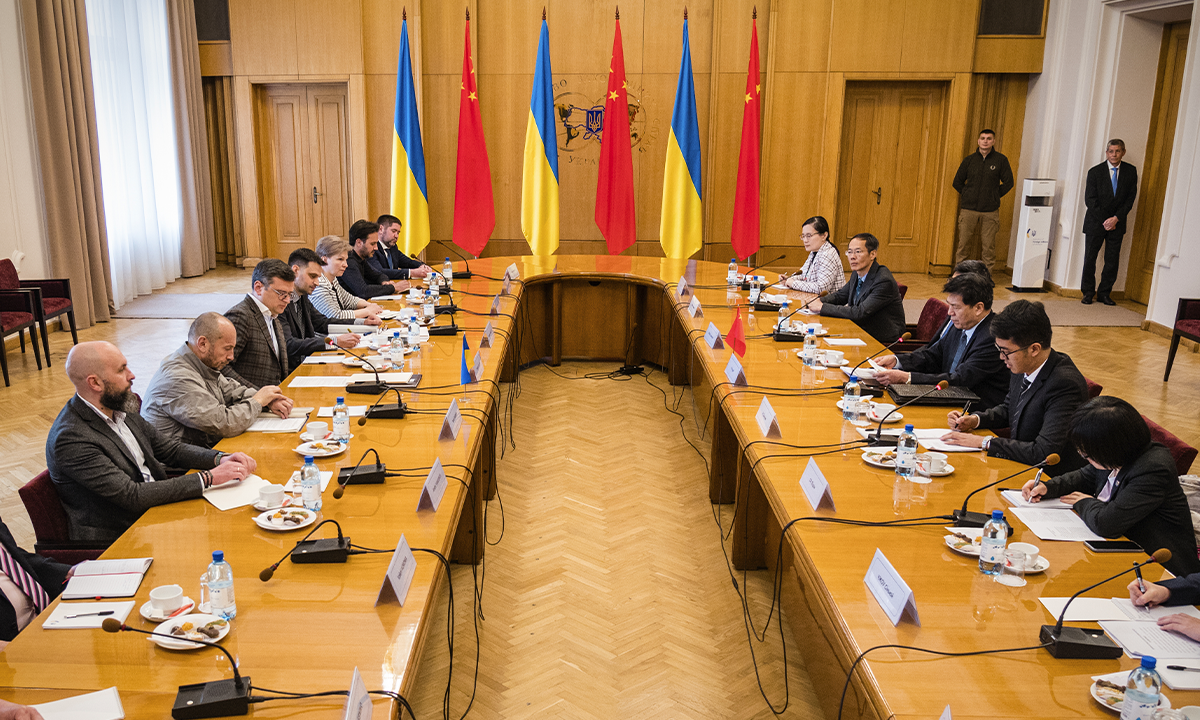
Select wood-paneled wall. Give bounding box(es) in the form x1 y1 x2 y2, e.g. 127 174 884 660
221 0 1043 271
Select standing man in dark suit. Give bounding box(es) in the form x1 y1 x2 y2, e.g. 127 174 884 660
952 129 1014 272
281 248 364 368
871 273 1008 410
341 219 408 300
371 214 431 281
940 300 1090 476
0 517 70 643
224 259 294 390
1081 139 1138 306
808 233 907 344
46 342 255 544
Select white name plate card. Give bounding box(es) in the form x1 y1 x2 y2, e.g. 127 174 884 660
755 396 781 438
724 354 747 386
676 276 691 298
688 295 704 318
490 295 501 315
343 667 371 720
703 322 725 350
439 399 463 441
502 276 512 294
864 549 920 626
481 321 495 348
939 706 952 720
376 534 416 606
472 351 484 381
417 457 448 512
799 457 836 511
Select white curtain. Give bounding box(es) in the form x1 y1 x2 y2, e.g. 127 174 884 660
85 0 182 309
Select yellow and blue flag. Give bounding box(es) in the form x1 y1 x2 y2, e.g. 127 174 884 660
521 18 559 256
660 18 703 260
390 17 430 256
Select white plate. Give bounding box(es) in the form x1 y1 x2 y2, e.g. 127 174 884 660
148 613 230 650
818 358 849 367
139 597 195 623
299 432 352 443
917 463 955 478
837 399 876 412
251 496 300 512
1090 680 1170 714
293 440 346 457
944 534 981 556
1025 556 1050 574
254 507 317 532
869 410 903 424
861 449 896 469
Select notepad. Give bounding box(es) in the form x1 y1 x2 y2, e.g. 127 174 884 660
1010 507 1104 542
42 601 136 631
247 416 306 433
302 354 346 364
33 686 125 719
203 474 271 511
288 376 352 388
62 558 153 599
1001 489 1072 510
824 337 867 347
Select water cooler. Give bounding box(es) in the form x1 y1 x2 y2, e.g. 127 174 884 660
1011 179 1056 291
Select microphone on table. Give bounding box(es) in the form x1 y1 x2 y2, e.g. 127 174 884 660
950 453 1060 527
738 253 787 289
1040 548 1170 659
865 380 950 447
357 387 408 424
847 332 913 378
437 244 475 278
259 520 352 580
332 448 387 499
342 346 388 395
103 617 250 718
425 271 459 315
770 291 828 340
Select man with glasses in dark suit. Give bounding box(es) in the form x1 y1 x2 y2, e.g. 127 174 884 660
223 259 295 390
807 232 906 344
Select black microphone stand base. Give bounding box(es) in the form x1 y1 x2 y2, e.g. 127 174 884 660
435 304 457 315
172 677 251 719
772 329 807 342
952 509 994 527
428 324 460 336
365 403 407 420
1039 625 1123 659
290 537 351 564
338 462 387 484
452 270 472 279
866 434 899 447
346 382 389 395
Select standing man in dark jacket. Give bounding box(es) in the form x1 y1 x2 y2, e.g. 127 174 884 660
341 219 408 300
953 129 1014 272
808 233 906 344
1081 139 1138 306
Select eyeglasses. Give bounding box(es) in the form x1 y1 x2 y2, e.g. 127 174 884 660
845 249 868 257
1077 448 1090 461
267 287 292 301
994 343 1030 359
800 232 823 240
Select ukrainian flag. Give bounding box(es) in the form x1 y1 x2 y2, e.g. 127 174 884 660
390 17 430 257
660 18 702 260
521 18 559 256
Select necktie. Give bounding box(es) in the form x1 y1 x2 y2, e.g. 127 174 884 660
1098 473 1119 502
852 277 862 305
0 544 50 613
1111 166 1118 195
949 332 969 373
384 248 393 269
1019 377 1032 396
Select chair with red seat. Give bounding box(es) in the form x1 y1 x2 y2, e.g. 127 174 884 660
1084 377 1103 399
897 297 948 353
1142 415 1198 477
0 288 42 387
897 283 909 300
16 470 105 564
1165 298 1200 382
0 259 78 366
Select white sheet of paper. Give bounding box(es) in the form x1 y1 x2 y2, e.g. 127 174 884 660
288 376 352 388
824 337 867 347
33 687 124 720
246 417 307 433
1038 597 1129 622
1001 489 1072 510
317 405 368 417
921 439 986 454
1099 620 1200 659
284 470 333 492
203 474 270 511
842 365 877 380
303 355 346 364
1011 507 1104 542
1112 597 1200 621
42 601 135 630
350 372 413 384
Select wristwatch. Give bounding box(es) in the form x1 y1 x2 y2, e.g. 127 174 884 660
981 437 992 451
214 451 228 465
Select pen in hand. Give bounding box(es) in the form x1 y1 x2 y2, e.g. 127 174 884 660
1135 564 1146 594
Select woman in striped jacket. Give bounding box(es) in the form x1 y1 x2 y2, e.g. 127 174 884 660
310 235 383 322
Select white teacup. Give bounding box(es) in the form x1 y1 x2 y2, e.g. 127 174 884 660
870 403 897 422
1010 542 1040 569
305 422 328 440
149 584 183 612
824 350 845 365
259 484 285 508
805 323 824 335
916 451 948 474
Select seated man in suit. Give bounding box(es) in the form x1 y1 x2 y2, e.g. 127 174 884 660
1025 397 1200 578
341 219 409 300
46 342 256 545
141 313 290 448
0 516 71 644
941 300 1089 476
224 259 294 390
807 233 906 344
371 214 431 281
871 273 1008 409
282 248 364 368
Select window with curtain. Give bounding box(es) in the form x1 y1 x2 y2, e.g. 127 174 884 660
85 0 183 309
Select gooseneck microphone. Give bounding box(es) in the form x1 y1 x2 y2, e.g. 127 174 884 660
951 454 1060 527
847 332 913 377
771 291 828 340
357 388 408 424
438 243 475 277
738 253 787 289
103 618 250 718
260 519 351 581
865 380 949 446
332 448 387 499
1040 548 1171 659
342 346 388 395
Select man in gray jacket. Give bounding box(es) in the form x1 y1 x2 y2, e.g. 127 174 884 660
46 341 257 545
142 313 291 448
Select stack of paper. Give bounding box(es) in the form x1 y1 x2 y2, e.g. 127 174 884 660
1010 507 1104 541
33 687 125 719
203 474 271 511
42 601 136 629
825 337 867 347
247 416 306 433
1099 619 1200 660
1001 489 1072 510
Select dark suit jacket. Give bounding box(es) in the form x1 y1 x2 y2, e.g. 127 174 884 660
45 396 220 544
1160 573 1200 606
223 295 288 390
342 250 395 299
0 518 69 640
818 260 907 344
898 311 1008 410
1083 161 1138 236
280 293 334 369
1044 443 1200 578
371 243 422 280
973 349 1090 476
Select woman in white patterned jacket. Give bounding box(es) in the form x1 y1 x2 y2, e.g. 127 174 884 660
779 216 847 296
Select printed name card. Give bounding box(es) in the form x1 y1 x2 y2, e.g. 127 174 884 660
864 549 921 626
490 295 501 315
417 458 447 512
481 321 495 348
504 263 520 280
688 295 704 318
939 707 952 720
343 667 371 720
703 322 725 350
755 396 781 438
724 354 747 386
502 276 512 294
472 351 484 381
676 276 691 298
376 534 416 606
799 457 836 511
439 399 462 441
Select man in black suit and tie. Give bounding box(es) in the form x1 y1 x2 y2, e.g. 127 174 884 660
281 248 364 368
0 517 70 643
808 233 906 344
371 214 431 281
871 273 1008 410
940 300 1090 476
1081 139 1138 306
341 220 407 300
224 259 294 389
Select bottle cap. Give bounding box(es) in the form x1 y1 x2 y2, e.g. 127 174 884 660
1141 655 1157 669
445 257 450 261
905 424 914 431
336 396 345 403
304 455 314 463
849 375 858 381
212 550 224 563
394 331 400 337
730 258 736 262
991 509 1003 520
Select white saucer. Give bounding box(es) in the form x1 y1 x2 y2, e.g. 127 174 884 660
139 597 195 622
299 432 352 443
918 464 954 477
251 496 299 512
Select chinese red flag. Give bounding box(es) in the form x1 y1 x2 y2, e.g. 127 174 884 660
730 17 761 260
726 307 747 358
595 13 636 255
452 13 495 257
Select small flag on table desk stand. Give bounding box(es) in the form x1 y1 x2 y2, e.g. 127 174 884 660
726 308 746 357
461 335 473 384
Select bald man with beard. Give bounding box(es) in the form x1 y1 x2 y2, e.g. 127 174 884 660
45 342 258 545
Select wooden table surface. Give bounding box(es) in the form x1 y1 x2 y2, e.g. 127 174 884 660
0 255 1194 719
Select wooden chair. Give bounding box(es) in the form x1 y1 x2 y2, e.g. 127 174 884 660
897 297 948 353
897 283 909 300
0 289 42 387
16 470 105 564
0 259 78 366
1165 298 1200 382
1084 378 1103 399
1142 415 1198 476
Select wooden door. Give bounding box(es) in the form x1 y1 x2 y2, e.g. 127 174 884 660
256 83 350 261
1127 22 1189 305
835 82 947 273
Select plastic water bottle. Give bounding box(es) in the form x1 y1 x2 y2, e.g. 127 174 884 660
430 276 440 300
1122 655 1162 720
747 276 761 305
803 327 819 366
777 300 791 333
895 424 917 480
390 331 403 357
843 375 861 422
300 455 322 511
332 396 350 443
979 510 1007 575
204 551 236 620
443 257 454 288
727 258 738 284
423 290 435 319
408 317 420 346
